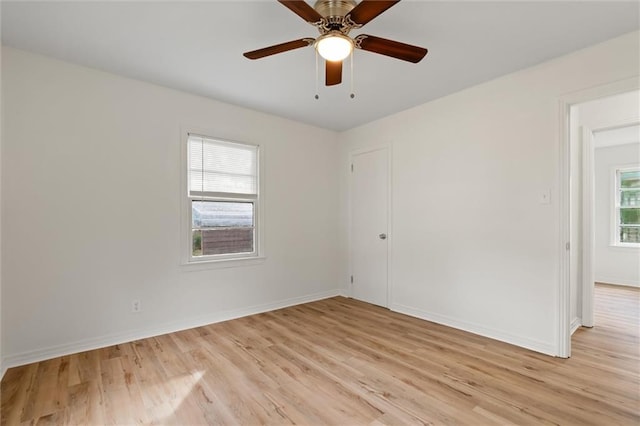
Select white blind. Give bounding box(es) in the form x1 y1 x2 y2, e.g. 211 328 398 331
188 134 258 197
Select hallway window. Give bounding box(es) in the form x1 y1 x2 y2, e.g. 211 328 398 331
615 167 640 245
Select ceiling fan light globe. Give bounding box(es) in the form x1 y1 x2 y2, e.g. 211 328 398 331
316 34 353 61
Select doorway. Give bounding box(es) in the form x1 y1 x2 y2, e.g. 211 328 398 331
559 81 640 357
350 146 390 307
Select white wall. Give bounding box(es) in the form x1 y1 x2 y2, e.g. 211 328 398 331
338 31 639 355
577 91 640 129
594 142 640 287
1 47 341 367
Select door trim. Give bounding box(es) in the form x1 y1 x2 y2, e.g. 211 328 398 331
348 144 392 307
581 125 596 329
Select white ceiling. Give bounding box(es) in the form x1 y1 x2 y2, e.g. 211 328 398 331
2 1 638 131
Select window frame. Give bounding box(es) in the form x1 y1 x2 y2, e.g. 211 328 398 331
611 164 640 248
181 129 265 268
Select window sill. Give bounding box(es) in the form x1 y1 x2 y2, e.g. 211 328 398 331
608 243 640 250
180 256 266 271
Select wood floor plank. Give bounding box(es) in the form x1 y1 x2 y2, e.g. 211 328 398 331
1 363 39 426
2 284 639 425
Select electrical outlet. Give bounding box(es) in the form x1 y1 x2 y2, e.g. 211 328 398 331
131 299 141 313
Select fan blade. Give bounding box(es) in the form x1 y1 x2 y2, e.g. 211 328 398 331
355 35 427 63
346 0 400 26
278 0 323 24
244 38 313 60
326 60 342 86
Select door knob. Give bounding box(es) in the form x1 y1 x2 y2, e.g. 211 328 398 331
379 233 387 240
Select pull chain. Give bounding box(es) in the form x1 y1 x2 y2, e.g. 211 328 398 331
350 52 355 99
314 49 319 100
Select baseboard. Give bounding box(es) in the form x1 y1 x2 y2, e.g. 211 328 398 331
570 316 582 335
2 288 342 371
595 277 639 288
391 303 557 357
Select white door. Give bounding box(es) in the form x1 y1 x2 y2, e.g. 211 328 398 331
351 147 389 307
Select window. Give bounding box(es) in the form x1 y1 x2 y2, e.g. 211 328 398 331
614 167 640 246
187 134 260 262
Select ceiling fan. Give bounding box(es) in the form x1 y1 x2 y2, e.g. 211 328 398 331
243 0 428 86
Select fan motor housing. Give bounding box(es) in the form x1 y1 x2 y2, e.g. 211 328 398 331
314 0 357 19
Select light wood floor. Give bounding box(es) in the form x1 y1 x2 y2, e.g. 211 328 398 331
2 284 639 425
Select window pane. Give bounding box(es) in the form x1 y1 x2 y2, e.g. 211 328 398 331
620 226 640 244
616 168 640 245
196 228 254 255
621 189 640 207
620 208 640 225
620 171 640 188
192 201 253 228
192 201 254 256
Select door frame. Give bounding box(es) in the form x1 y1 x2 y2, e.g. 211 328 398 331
348 144 393 307
558 76 639 358
580 118 640 329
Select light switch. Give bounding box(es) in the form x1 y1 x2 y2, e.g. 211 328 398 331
539 189 551 204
